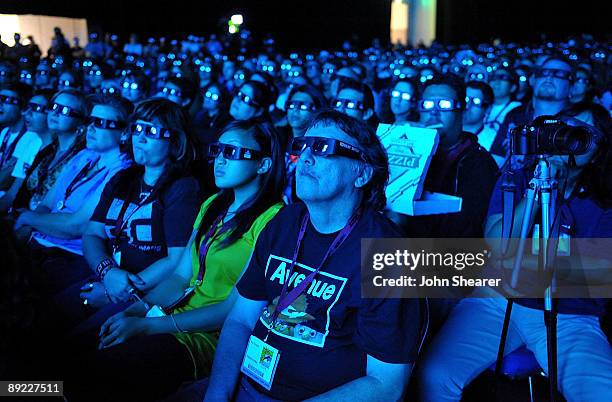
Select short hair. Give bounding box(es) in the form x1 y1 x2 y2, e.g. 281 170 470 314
287 84 327 110
87 94 134 123
337 80 375 111
422 74 467 109
465 80 494 106
307 110 389 211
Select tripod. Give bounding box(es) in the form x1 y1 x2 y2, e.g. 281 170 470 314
496 156 561 402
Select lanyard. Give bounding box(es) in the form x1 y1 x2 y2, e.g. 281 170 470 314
267 208 362 337
485 101 511 127
0 126 26 168
58 158 103 209
111 179 154 251
196 214 226 285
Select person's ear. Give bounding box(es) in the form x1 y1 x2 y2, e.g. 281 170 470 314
257 157 272 175
354 163 373 188
363 108 374 120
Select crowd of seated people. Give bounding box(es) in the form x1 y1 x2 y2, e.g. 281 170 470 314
0 27 611 401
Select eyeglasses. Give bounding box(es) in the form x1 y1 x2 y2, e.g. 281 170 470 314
575 77 590 85
419 99 462 112
36 70 50 76
391 90 412 101
467 72 486 81
333 98 365 111
129 122 173 139
58 80 75 88
88 70 102 76
208 142 264 160
288 71 301 77
323 67 335 75
233 73 246 80
0 71 9 77
88 116 126 130
122 81 139 90
50 103 83 118
25 103 47 113
199 65 212 73
204 91 220 101
535 68 573 81
261 65 275 72
465 96 486 107
236 91 260 107
20 72 33 80
162 87 182 97
489 73 513 82
0 94 21 106
289 136 365 161
102 87 118 95
287 100 316 112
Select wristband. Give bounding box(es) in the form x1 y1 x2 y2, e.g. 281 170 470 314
96 258 117 280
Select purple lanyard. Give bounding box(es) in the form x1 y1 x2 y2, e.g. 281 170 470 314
269 208 362 327
196 214 226 284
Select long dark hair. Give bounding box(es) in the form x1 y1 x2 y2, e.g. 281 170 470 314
195 120 286 248
117 98 196 202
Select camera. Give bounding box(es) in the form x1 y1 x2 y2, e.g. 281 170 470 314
510 116 594 155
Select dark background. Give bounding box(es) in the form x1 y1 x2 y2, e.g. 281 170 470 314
1 0 609 49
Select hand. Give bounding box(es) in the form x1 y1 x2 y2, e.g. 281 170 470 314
103 268 146 302
98 316 147 349
99 311 128 339
79 281 111 309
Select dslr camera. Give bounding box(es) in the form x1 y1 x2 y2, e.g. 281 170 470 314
510 116 594 155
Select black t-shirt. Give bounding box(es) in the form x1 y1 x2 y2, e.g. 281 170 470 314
91 173 201 274
237 203 422 401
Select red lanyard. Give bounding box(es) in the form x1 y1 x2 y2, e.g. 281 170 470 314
269 208 362 328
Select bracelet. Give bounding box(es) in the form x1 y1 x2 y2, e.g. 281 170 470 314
96 258 117 280
170 314 187 333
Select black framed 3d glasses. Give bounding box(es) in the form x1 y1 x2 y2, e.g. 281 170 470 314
88 116 126 130
129 122 173 139
50 103 83 118
208 142 265 160
289 136 365 161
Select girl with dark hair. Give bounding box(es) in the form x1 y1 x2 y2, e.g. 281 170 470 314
229 80 273 121
78 98 200 315
67 119 285 402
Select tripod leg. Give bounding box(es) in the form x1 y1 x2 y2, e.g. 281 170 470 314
545 300 558 402
494 299 513 399
511 186 538 288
